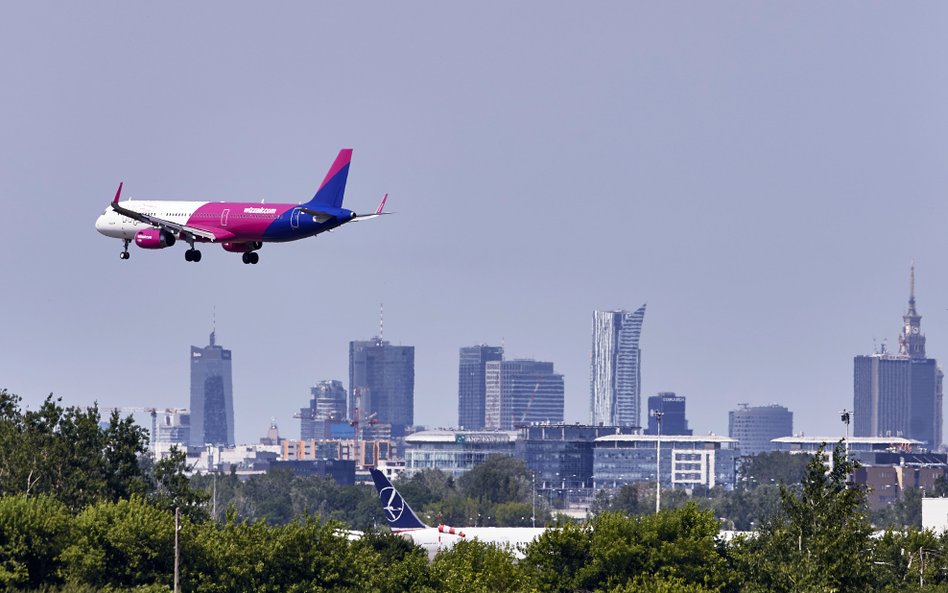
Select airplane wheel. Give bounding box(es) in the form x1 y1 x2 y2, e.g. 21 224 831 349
185 250 193 262
250 252 259 264
241 252 250 264
120 251 129 260
193 250 202 262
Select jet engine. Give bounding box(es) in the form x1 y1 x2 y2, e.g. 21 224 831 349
222 241 262 253
135 229 176 249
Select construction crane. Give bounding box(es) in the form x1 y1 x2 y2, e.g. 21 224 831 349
514 383 541 429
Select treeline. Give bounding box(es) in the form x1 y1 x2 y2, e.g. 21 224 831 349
4 388 948 592
6 442 948 592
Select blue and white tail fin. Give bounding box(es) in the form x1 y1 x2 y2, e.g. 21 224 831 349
306 148 352 209
369 468 428 531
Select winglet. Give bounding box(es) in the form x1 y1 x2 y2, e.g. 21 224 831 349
376 193 388 215
112 182 123 205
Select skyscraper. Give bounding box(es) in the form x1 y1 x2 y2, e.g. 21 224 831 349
646 392 692 436
484 359 564 430
458 345 504 429
299 380 348 440
189 331 234 448
590 306 646 427
349 338 415 436
854 267 943 449
728 404 793 456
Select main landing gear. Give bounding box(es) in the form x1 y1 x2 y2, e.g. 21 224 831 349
184 249 202 262
120 239 130 260
241 251 259 265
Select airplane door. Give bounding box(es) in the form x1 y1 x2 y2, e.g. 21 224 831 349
220 209 230 227
290 208 301 229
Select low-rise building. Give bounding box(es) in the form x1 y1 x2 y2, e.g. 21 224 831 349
403 429 518 477
593 434 739 490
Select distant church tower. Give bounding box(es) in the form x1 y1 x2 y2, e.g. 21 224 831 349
854 265 943 449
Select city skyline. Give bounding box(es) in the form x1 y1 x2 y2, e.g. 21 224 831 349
4 4 948 445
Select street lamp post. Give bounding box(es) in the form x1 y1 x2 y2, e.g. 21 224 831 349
840 409 852 462
654 410 664 514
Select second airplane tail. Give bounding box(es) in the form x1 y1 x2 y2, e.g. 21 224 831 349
369 468 429 531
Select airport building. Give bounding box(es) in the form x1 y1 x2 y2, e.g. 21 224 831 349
458 345 504 429
402 429 518 477
728 404 793 456
485 359 564 430
189 331 235 449
349 337 415 437
593 434 739 490
590 306 646 427
853 267 943 450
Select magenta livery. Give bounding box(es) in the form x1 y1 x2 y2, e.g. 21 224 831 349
95 149 387 264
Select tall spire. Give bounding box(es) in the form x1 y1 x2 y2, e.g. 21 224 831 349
210 306 217 347
899 263 925 359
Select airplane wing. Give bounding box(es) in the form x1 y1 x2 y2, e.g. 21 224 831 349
110 183 222 242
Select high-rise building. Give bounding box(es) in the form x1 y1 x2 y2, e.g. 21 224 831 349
485 359 564 430
189 331 234 448
299 380 348 440
349 338 414 437
458 345 504 429
728 404 793 456
590 306 646 427
646 392 692 436
854 267 943 449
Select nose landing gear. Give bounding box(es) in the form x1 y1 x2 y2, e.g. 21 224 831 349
120 239 130 260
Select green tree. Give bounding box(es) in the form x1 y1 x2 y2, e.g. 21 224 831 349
59 496 175 590
0 494 73 590
152 446 209 522
734 443 874 593
429 539 532 593
738 451 810 488
458 455 531 505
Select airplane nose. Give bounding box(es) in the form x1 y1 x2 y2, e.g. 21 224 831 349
95 214 109 234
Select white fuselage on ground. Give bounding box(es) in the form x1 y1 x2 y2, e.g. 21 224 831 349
397 526 548 559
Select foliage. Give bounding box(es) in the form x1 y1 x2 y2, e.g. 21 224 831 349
457 455 532 505
0 494 72 589
152 446 210 522
737 451 811 488
733 442 874 593
429 539 530 593
0 391 150 511
59 496 175 590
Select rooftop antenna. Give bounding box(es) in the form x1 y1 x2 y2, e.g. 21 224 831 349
379 302 384 343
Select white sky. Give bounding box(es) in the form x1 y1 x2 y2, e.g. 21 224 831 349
3 2 948 444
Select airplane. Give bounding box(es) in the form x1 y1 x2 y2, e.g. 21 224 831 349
369 468 548 559
95 149 387 264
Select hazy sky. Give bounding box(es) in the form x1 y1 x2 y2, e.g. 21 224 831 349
3 3 948 445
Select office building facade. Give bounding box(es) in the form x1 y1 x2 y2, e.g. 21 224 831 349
189 331 234 448
593 434 738 490
646 392 692 436
458 345 504 429
728 404 793 456
853 267 943 449
590 306 646 427
349 338 415 436
484 359 564 430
